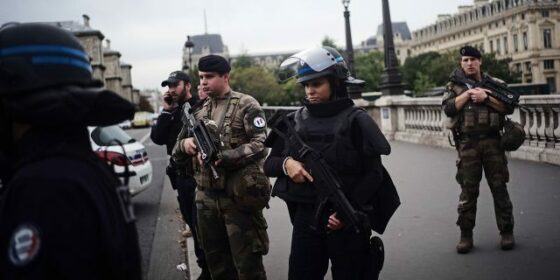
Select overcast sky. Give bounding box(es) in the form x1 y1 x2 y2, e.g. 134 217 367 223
1 0 473 89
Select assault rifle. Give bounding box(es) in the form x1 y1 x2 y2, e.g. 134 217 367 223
477 77 520 106
182 102 220 179
268 111 369 234
453 74 520 106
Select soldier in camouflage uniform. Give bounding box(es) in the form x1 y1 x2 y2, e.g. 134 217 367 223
173 55 270 280
442 46 515 254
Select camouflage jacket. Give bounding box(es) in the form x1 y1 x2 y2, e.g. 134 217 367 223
442 69 514 134
172 90 268 189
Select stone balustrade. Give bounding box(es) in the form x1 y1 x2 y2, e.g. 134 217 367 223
261 95 559 165
372 94 560 165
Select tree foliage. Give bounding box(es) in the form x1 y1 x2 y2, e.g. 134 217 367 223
232 54 255 69
230 65 289 106
138 95 154 112
401 51 521 95
354 51 384 92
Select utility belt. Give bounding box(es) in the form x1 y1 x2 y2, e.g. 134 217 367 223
459 131 500 142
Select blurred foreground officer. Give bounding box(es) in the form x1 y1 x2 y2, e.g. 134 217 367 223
0 23 141 279
176 55 270 280
443 46 515 254
264 47 400 280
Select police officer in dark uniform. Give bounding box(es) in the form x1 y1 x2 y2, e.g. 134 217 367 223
264 47 400 280
0 23 141 279
443 46 516 254
150 70 209 278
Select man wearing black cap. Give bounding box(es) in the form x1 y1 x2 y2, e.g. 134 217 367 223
150 70 209 278
175 54 270 280
0 23 141 278
443 46 516 254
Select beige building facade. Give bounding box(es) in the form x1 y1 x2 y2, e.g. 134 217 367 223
409 0 560 93
42 15 139 103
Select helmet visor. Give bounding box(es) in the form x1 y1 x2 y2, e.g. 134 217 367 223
278 47 343 83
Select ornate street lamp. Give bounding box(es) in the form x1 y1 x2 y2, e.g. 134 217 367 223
184 35 194 71
342 0 355 76
379 0 404 96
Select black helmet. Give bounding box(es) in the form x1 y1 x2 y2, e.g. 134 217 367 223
0 23 102 95
501 118 526 151
278 46 349 84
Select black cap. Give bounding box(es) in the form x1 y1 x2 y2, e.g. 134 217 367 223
161 70 190 87
198 55 231 74
459 46 481 59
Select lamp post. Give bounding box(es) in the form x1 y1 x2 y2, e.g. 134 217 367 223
342 0 355 76
184 35 194 71
379 0 404 96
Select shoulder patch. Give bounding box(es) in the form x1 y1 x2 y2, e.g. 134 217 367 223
9 224 41 266
253 116 266 128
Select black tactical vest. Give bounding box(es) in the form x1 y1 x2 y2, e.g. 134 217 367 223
283 106 364 203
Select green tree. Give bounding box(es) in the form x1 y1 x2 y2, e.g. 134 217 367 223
413 72 437 96
401 52 444 91
233 54 254 69
354 51 384 91
480 53 521 83
230 65 284 105
138 95 154 112
321 36 345 54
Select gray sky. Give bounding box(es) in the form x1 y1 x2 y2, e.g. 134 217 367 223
1 0 473 89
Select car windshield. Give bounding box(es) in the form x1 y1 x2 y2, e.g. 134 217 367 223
90 125 135 146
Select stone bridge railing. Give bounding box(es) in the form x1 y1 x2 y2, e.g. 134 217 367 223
262 95 560 165
372 95 560 165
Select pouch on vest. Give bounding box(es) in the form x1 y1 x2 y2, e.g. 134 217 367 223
228 162 271 212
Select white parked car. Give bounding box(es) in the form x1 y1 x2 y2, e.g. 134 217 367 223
88 125 153 196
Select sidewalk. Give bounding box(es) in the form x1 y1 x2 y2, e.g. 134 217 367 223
147 176 189 280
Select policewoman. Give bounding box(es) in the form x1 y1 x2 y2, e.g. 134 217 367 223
264 47 399 280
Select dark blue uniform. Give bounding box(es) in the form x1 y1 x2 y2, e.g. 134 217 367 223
0 126 141 279
264 98 398 280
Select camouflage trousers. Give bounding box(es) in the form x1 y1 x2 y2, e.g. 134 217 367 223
455 138 514 233
195 190 269 280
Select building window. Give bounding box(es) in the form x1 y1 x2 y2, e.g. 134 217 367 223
504 36 509 54
542 10 549 18
514 34 519 52
543 29 552 49
544 60 554 69
515 63 522 73
525 61 532 72
497 38 501 55
490 40 494 53
547 77 557 93
523 32 528 50
521 13 525 20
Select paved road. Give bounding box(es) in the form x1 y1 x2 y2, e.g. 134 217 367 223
192 141 560 280
132 123 560 280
